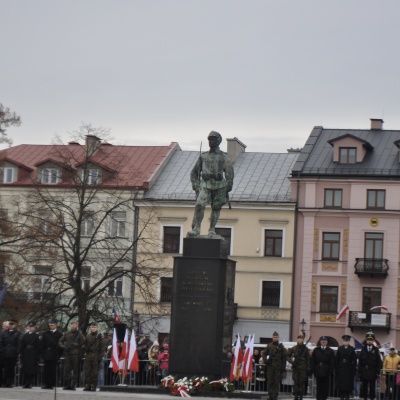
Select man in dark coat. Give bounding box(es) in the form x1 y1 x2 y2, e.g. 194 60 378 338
264 331 287 400
0 319 21 387
335 334 357 400
359 332 382 400
20 321 40 388
311 336 335 400
0 321 10 387
40 319 63 389
288 333 311 400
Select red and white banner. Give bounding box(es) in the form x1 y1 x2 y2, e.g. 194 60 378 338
128 329 139 372
110 328 119 373
370 305 388 312
230 333 243 382
336 304 349 321
241 334 254 382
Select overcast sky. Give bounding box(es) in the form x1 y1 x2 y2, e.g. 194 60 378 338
1 1 400 153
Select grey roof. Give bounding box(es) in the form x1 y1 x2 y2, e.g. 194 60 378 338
292 126 400 177
145 150 299 202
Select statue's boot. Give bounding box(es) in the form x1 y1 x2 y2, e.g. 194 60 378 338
187 225 200 237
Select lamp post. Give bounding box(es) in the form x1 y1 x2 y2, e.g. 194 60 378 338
300 318 307 337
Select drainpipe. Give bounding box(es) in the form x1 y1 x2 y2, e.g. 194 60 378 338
130 202 139 329
290 178 300 340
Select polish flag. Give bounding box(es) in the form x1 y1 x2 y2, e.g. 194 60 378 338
110 328 120 373
230 334 243 382
113 308 121 324
118 328 129 373
370 305 388 312
241 334 254 382
128 329 139 372
336 304 349 321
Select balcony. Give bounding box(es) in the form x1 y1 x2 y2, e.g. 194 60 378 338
354 258 389 277
348 310 391 332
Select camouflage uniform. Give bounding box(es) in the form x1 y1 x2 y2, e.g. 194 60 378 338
264 335 287 400
83 328 103 391
288 341 310 400
58 325 85 389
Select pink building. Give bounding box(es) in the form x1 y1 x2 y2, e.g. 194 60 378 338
290 119 399 348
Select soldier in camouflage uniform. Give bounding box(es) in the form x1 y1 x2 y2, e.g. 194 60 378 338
58 321 85 390
264 331 287 400
83 322 103 391
288 334 310 400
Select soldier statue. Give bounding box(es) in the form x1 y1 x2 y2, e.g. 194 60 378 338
188 131 234 237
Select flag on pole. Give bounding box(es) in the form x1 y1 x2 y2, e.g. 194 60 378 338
336 304 349 321
118 328 129 373
128 329 139 372
110 327 120 373
370 305 388 312
0 283 7 307
352 336 363 350
113 308 121 324
241 334 254 382
230 334 243 382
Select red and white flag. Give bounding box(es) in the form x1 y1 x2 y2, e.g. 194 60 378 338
336 304 349 321
241 334 254 382
118 328 129 373
128 329 139 372
113 308 121 324
230 334 243 382
110 327 120 373
370 305 388 312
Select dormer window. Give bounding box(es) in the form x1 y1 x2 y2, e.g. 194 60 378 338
0 167 14 183
339 147 356 164
41 168 60 184
82 168 100 185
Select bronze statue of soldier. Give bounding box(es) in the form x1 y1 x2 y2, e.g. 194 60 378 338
187 131 234 237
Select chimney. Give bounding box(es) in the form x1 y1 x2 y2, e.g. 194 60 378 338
85 135 101 155
370 118 384 130
226 137 246 162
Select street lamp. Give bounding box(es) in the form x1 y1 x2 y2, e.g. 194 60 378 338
300 318 307 337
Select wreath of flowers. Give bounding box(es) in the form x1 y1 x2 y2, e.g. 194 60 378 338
161 375 234 396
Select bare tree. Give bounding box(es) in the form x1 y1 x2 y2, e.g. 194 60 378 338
0 103 21 146
4 125 165 331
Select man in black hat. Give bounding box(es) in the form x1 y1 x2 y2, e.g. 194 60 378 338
359 332 382 400
311 336 335 400
40 319 63 389
288 333 310 400
188 131 234 237
264 331 287 400
20 321 40 388
0 319 21 387
335 334 357 400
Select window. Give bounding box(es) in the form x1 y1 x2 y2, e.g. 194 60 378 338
362 287 382 312
215 227 232 255
264 229 283 257
320 286 338 313
365 232 383 259
38 211 52 235
322 232 340 260
339 148 356 164
261 281 281 307
0 168 14 183
367 190 385 209
81 266 91 291
32 265 53 301
81 213 94 236
82 168 100 185
324 189 342 208
110 211 126 237
41 168 59 184
160 277 173 303
107 268 123 297
163 226 181 253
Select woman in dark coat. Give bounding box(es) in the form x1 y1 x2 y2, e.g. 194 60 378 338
335 335 357 400
20 322 40 388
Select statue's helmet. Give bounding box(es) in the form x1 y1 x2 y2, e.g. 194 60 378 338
208 130 222 145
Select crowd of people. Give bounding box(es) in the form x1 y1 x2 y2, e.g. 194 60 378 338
0 318 169 390
237 331 400 400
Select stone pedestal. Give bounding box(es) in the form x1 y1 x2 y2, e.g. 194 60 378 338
169 237 236 378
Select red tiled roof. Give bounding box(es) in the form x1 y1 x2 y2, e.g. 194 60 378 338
0 142 179 189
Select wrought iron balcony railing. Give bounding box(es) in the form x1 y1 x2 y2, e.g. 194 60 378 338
348 310 391 332
354 258 389 277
